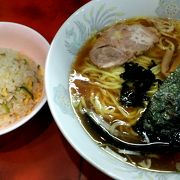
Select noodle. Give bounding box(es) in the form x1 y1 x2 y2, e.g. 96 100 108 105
133 56 154 69
158 37 175 50
138 159 152 169
82 61 124 89
151 18 174 33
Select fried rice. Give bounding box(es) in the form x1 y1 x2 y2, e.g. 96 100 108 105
0 48 43 128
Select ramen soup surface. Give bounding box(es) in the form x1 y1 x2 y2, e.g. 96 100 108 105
69 17 180 171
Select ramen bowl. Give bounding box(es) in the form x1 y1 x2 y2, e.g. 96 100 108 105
45 0 180 179
0 22 49 135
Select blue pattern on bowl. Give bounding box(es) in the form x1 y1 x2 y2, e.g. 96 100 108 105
156 0 180 18
54 84 74 116
65 4 124 55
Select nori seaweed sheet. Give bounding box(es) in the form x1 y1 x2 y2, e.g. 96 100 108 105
120 62 156 107
133 66 180 144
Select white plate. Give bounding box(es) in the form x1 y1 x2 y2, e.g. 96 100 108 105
45 0 180 179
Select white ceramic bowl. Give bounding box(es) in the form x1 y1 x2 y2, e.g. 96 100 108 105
45 0 180 179
0 22 49 135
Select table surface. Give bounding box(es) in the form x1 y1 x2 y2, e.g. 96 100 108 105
0 1 112 179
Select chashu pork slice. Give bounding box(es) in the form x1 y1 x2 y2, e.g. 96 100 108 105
89 24 160 68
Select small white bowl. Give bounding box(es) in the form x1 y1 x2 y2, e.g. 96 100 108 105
45 0 180 179
0 22 49 135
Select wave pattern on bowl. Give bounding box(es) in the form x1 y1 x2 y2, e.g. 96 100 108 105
64 4 124 55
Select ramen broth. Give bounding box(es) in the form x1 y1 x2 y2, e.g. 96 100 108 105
69 17 180 171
